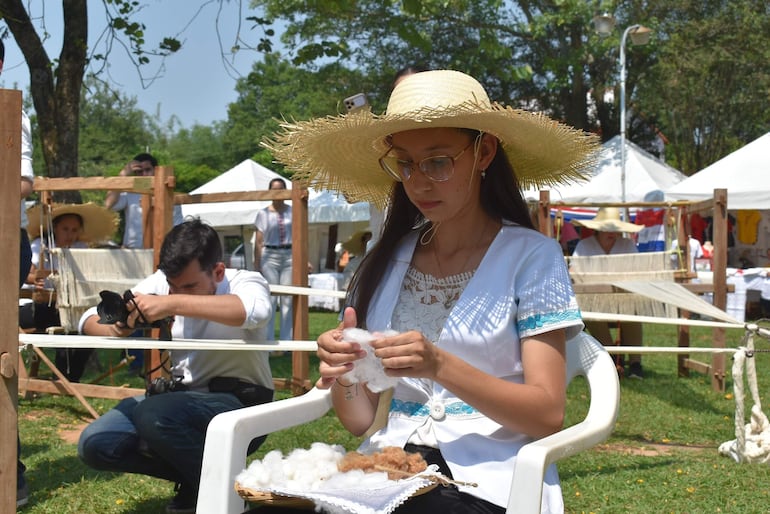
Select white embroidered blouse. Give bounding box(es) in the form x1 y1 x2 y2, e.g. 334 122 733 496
391 267 473 447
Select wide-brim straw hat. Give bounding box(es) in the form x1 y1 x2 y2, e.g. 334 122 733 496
572 207 642 233
342 228 372 255
26 202 119 242
264 69 599 209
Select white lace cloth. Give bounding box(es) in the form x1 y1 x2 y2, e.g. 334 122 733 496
236 443 445 514
262 466 440 514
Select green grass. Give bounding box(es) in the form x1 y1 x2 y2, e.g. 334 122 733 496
16 314 770 513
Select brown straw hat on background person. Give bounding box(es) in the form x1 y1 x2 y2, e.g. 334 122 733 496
571 207 643 233
26 203 119 242
342 228 373 256
264 69 599 209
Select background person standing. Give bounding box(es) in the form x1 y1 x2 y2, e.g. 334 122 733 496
254 177 293 341
105 153 183 248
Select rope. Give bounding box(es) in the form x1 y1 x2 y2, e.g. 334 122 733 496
719 325 770 463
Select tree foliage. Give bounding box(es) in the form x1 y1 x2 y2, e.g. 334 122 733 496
252 0 616 133
252 0 769 175
635 0 770 173
0 0 181 196
78 77 157 178
223 53 367 174
3 0 768 197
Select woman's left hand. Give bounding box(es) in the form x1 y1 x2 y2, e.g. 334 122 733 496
370 330 443 380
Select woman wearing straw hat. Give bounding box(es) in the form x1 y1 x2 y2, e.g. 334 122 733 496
21 203 117 382
340 228 372 288
265 70 597 512
572 207 645 379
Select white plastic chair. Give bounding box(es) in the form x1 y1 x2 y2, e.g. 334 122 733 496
197 331 619 514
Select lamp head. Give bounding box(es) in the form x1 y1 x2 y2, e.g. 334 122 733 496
592 13 616 36
629 25 652 45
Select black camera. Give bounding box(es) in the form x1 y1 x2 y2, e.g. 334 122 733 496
97 289 173 340
97 290 135 325
146 376 188 397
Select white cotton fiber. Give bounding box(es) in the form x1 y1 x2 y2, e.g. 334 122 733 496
236 443 348 491
339 327 400 393
236 442 398 492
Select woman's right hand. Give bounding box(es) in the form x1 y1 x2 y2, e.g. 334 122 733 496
315 307 367 389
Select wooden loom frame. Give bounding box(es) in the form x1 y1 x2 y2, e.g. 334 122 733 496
533 189 731 391
20 171 316 395
0 89 313 511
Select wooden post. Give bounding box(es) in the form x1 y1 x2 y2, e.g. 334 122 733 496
677 205 691 377
538 190 552 237
146 167 175 381
711 189 728 392
152 165 175 268
291 185 310 395
1 89 23 514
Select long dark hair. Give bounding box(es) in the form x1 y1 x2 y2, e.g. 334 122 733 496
346 130 535 326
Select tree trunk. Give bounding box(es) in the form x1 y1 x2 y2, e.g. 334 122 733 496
1 0 87 202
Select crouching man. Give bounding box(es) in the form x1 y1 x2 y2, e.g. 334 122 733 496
78 219 274 514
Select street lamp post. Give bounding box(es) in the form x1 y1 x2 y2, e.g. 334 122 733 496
593 15 651 218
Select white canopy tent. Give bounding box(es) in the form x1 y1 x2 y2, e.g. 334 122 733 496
306 189 370 224
181 159 288 227
666 132 770 210
535 135 687 204
180 159 370 270
666 132 770 269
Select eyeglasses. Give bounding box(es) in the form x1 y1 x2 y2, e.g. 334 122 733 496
378 137 478 183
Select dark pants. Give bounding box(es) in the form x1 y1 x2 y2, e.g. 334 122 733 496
19 229 31 490
79 388 272 497
19 298 94 382
761 298 770 319
55 348 95 383
245 444 504 514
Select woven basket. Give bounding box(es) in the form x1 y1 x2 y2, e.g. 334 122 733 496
235 483 315 509
234 481 438 508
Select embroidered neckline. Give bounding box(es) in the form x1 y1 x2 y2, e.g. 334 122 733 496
405 266 474 309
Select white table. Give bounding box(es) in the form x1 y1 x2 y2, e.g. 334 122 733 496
697 267 770 322
308 273 345 311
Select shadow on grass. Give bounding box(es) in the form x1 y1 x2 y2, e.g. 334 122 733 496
619 370 724 415
559 455 679 481
25 452 172 513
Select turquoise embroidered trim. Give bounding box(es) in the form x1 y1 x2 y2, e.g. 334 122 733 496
445 402 478 415
518 308 582 333
390 399 479 417
391 399 429 417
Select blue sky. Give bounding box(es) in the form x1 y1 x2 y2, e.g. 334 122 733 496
0 0 272 127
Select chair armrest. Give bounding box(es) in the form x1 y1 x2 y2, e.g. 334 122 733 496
197 387 333 514
507 347 620 514
508 419 616 513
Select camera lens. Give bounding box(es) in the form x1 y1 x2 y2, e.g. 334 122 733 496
96 290 130 325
